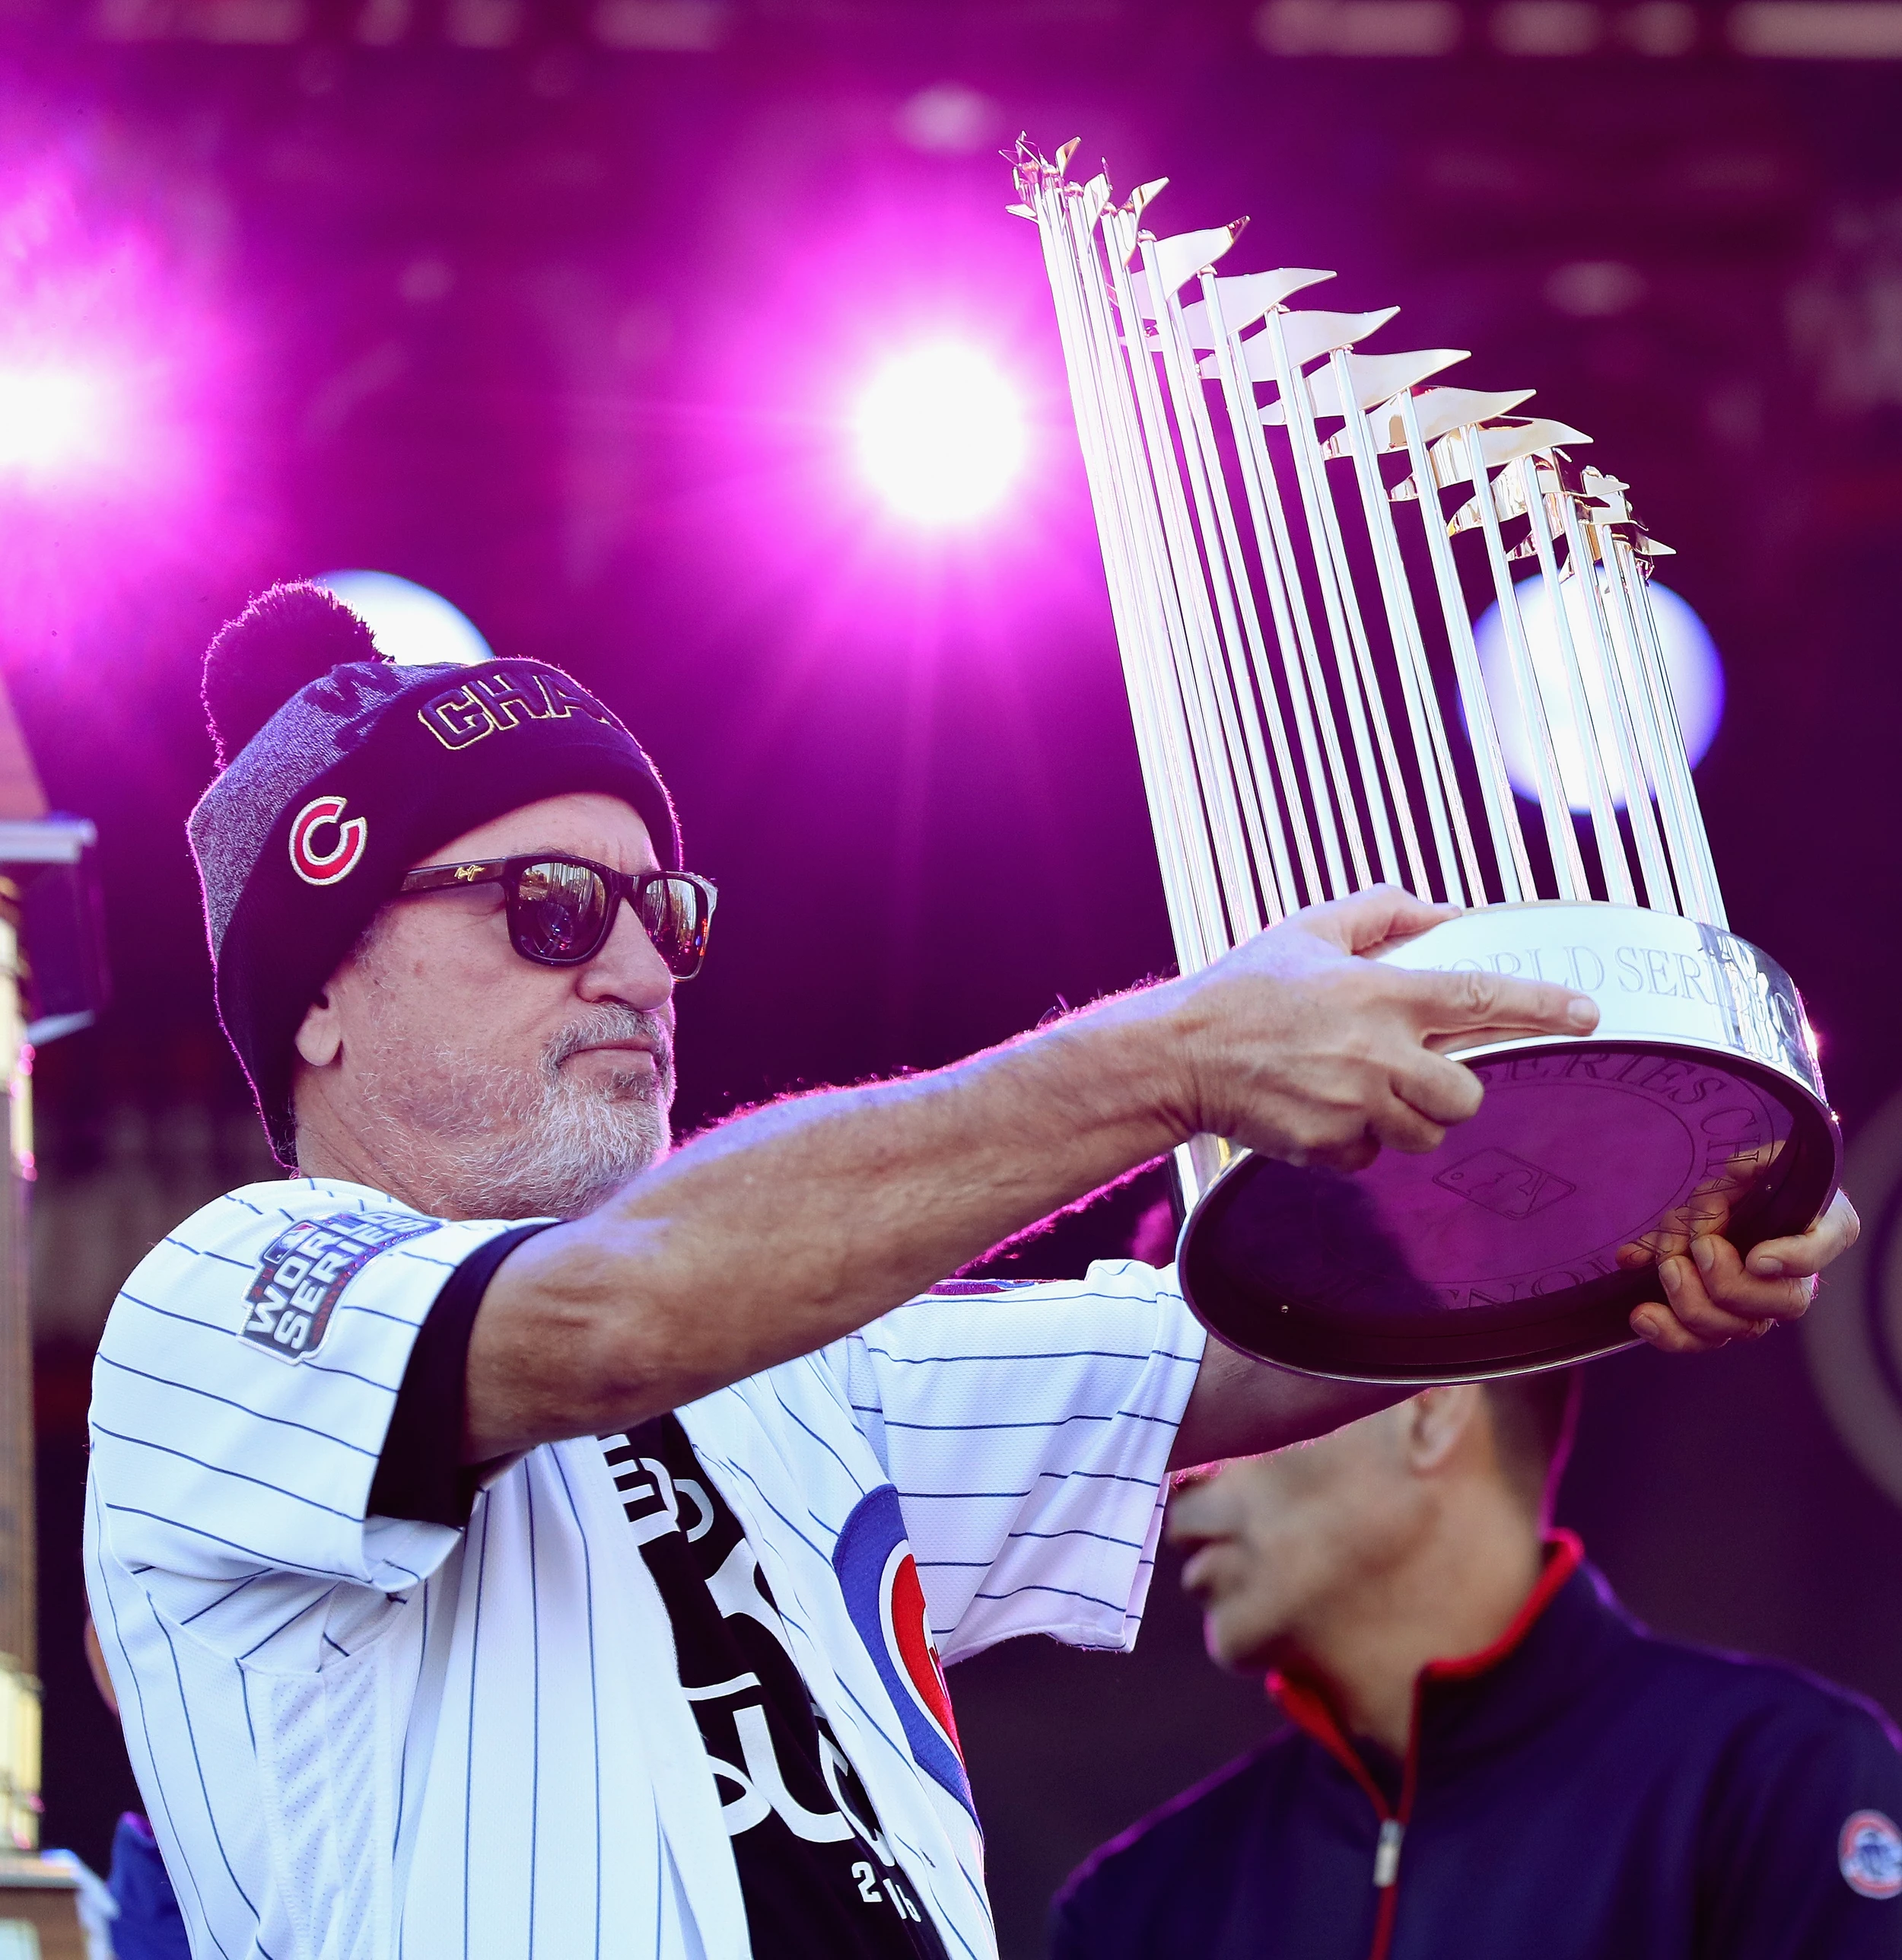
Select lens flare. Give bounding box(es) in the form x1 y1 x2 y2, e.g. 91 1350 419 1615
853 345 1026 524
1474 578 1725 811
315 570 493 667
0 367 110 479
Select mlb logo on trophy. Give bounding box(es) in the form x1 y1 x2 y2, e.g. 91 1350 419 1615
1433 1146 1576 1220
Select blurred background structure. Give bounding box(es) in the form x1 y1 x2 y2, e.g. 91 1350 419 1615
5 2 1902 1952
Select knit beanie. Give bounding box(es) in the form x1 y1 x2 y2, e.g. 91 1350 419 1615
189 582 681 1166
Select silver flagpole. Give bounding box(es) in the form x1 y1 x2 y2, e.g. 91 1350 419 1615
1576 479 1701 918
1055 172 1232 968
1394 389 1534 903
1459 430 1587 897
1135 228 1296 922
1201 273 1358 899
1142 251 1315 916
1099 194 1263 945
1555 489 1675 912
1186 273 1328 905
1516 454 1636 905
1331 359 1479 907
1030 157 1223 969
1026 167 1193 953
1576 460 1723 926
1259 308 1414 890
1611 529 1728 928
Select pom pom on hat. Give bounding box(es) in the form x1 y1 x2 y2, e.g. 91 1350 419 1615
202 582 383 770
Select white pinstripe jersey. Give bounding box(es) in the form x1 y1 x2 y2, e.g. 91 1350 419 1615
84 1178 1205 1960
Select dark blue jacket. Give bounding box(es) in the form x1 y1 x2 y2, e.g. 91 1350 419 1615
108 1812 192 1960
1053 1537 1902 1960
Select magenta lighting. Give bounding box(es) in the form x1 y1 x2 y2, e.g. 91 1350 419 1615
0 365 112 482
853 344 1026 523
1474 577 1725 810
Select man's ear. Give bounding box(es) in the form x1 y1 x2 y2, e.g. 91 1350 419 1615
1399 1384 1484 1476
294 988 343 1069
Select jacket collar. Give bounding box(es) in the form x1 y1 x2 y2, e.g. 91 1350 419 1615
1267 1532 1631 1814
1414 1529 1582 1686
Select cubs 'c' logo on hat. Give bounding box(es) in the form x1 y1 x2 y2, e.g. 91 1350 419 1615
833 1484 973 1817
1840 1810 1902 1899
289 795 369 886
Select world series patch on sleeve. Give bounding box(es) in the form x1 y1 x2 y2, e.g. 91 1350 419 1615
242 1211 442 1360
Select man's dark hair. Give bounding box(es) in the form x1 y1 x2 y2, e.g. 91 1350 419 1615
1480 1368 1583 1519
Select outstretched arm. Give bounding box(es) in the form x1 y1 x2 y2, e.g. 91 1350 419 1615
466 888 1596 1459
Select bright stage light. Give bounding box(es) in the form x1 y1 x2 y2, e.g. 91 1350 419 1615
1474 577 1724 811
0 368 110 480
315 570 494 667
853 345 1026 523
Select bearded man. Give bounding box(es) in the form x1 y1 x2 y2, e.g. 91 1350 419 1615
84 584 1853 1960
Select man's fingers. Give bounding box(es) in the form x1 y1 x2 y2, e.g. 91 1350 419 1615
1402 967 1599 1046
1744 1189 1859 1281
1369 1097 1448 1156
1689 1232 1816 1321
1296 885 1459 956
1660 1253 1760 1338
1630 1301 1729 1355
1630 1251 1778 1351
1629 1258 1746 1351
1392 1051 1485 1130
1285 1102 1440 1169
1302 1133 1381 1174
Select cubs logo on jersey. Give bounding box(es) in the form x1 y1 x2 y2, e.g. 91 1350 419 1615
1840 1809 1902 1899
833 1484 972 1817
241 1211 441 1360
288 794 369 885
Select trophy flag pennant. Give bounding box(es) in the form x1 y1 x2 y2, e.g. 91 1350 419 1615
1013 140 1840 1380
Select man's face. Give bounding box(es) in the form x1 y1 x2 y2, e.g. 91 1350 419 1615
1166 1408 1430 1674
303 791 678 1220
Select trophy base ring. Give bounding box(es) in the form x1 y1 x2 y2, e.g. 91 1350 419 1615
1175 905 1843 1382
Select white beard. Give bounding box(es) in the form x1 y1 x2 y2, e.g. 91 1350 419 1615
351 1004 674 1220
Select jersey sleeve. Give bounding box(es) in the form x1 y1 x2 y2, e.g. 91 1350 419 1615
832 1260 1206 1663
1697 1679 1902 1958
88 1180 536 1667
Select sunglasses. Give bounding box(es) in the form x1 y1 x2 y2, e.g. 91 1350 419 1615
399 854 718 977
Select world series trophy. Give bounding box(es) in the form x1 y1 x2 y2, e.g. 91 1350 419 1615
1010 140 1842 1380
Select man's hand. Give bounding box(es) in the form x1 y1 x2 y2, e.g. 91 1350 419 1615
1630 1188 1860 1354
1166 886 1599 1171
